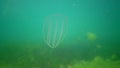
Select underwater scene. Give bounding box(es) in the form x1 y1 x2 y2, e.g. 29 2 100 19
0 0 120 68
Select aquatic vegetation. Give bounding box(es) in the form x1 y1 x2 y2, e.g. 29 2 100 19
59 64 64 68
67 64 72 68
0 42 120 68
87 32 97 41
71 56 120 68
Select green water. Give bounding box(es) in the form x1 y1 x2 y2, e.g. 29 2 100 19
0 0 120 68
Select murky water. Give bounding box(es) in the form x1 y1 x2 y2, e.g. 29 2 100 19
0 0 120 68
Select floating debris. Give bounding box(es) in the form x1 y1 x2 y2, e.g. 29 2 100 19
96 44 102 49
111 54 117 60
87 32 97 41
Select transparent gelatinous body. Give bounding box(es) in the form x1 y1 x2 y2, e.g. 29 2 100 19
43 14 68 48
